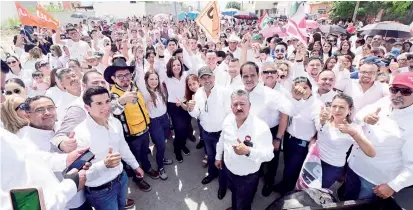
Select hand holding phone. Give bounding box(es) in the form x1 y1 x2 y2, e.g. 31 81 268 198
64 149 94 174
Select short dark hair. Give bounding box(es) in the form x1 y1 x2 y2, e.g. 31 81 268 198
6 78 25 88
145 51 156 59
230 58 239 63
172 48 183 56
293 76 312 90
66 27 77 33
260 47 270 55
276 42 288 49
166 56 183 78
332 93 354 123
167 38 178 46
240 61 259 77
82 70 102 84
24 95 54 112
83 86 110 106
32 71 44 78
216 51 226 59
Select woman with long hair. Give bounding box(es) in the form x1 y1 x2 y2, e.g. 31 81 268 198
45 68 66 104
316 93 375 188
322 42 333 63
47 45 67 69
21 46 45 71
0 96 28 133
4 78 27 99
5 55 35 88
333 40 355 60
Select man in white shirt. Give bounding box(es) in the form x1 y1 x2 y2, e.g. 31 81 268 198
188 66 231 200
215 89 274 210
55 26 92 61
1 128 89 210
240 61 292 197
341 72 413 201
225 58 243 90
314 70 337 105
261 62 290 97
74 86 145 210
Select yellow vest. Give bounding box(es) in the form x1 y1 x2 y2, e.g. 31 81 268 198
111 85 150 136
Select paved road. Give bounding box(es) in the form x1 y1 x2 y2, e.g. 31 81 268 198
126 121 283 210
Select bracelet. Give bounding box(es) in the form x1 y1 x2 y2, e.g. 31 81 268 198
296 59 303 62
159 55 165 58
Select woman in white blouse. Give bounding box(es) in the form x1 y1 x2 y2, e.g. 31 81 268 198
5 55 35 88
46 45 68 69
276 76 321 195
136 69 173 180
316 93 376 188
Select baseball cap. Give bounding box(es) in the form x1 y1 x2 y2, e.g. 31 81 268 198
198 66 213 78
363 56 385 67
392 72 413 89
390 48 401 58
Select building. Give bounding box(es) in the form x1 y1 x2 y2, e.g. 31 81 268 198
252 1 278 17
308 2 332 19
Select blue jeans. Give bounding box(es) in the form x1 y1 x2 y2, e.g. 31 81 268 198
85 171 128 210
167 102 191 155
226 166 259 210
340 167 377 200
202 130 226 188
321 160 344 189
149 113 170 170
125 131 151 182
280 132 309 194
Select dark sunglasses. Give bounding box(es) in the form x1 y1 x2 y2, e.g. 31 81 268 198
262 70 277 74
4 88 21 95
389 87 413 96
328 40 336 42
407 55 413 60
275 49 285 53
7 60 17 65
15 103 26 111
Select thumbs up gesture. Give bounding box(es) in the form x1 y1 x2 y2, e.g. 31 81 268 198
187 95 196 112
337 118 356 136
104 146 121 168
232 139 250 155
58 131 78 153
319 105 331 125
363 107 381 125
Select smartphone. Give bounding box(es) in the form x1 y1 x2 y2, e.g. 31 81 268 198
63 150 95 174
10 188 45 210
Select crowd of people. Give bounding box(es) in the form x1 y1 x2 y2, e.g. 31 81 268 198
1 12 413 210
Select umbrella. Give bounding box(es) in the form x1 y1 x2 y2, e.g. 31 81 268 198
306 20 320 29
234 11 258 20
177 12 187 21
70 13 88 19
187 11 199 20
153 13 169 22
222 8 239 17
360 21 412 38
318 25 347 35
87 16 101 21
261 26 288 38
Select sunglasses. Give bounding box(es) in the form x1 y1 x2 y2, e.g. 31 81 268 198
275 49 285 53
328 40 336 42
407 55 413 60
262 70 277 74
4 88 21 95
7 60 17 65
389 87 412 96
15 103 26 111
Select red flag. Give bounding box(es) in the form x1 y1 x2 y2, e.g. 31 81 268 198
15 2 42 27
36 4 60 30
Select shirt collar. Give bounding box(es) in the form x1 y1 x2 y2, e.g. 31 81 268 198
249 83 265 96
21 125 55 138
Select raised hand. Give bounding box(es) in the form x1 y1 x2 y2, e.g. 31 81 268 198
232 139 250 156
337 119 356 136
363 107 381 125
320 106 331 125
104 147 121 168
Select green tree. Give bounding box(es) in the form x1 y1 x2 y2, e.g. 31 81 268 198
226 1 241 10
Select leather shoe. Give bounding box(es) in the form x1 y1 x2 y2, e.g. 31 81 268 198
125 198 135 209
201 176 215 185
262 184 273 197
217 188 226 200
196 140 204 149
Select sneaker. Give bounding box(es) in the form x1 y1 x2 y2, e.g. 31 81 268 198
196 139 204 149
182 146 190 156
163 158 173 165
134 179 152 192
176 153 183 163
146 169 160 179
125 198 135 209
159 168 168 180
201 156 208 168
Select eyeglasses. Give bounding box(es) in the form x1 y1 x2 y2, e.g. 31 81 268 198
7 60 17 65
115 73 132 80
389 87 413 96
275 49 285 53
28 105 56 114
328 40 336 42
15 103 25 111
262 70 277 75
359 71 375 75
4 88 21 95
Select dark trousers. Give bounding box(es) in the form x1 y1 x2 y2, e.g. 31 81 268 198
70 200 92 210
149 113 170 170
279 132 309 194
198 120 207 155
226 167 259 210
167 102 191 155
125 131 151 182
321 160 344 189
263 125 281 186
202 130 226 188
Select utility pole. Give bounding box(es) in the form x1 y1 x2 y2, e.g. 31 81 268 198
352 1 360 22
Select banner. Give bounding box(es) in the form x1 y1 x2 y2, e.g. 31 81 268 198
15 2 42 27
195 1 220 42
36 4 60 30
258 11 273 29
286 1 308 46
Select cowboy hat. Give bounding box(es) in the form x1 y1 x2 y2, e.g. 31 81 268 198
103 58 135 84
227 34 241 42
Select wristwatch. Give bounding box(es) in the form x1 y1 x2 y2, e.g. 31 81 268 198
245 150 251 157
274 137 282 142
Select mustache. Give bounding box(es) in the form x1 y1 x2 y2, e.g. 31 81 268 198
70 80 79 85
392 96 404 102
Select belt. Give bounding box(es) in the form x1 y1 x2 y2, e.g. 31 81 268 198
128 127 149 137
203 130 221 136
288 133 308 147
86 172 123 191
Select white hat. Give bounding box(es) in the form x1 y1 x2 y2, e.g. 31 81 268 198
227 33 241 42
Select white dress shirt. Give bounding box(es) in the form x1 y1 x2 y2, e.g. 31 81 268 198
16 126 85 208
317 122 363 167
226 75 244 90
188 86 231 132
351 97 413 192
287 96 321 141
313 88 337 105
45 86 66 106
248 84 292 128
62 39 91 60
215 113 274 176
1 128 78 210
74 115 140 187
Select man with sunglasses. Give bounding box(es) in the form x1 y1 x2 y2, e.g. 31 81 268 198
273 42 288 61
399 54 413 73
55 26 91 60
341 72 413 201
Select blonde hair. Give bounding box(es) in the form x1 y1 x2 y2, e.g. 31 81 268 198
28 47 43 60
1 97 28 133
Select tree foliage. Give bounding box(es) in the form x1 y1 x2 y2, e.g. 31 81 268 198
226 1 241 10
329 1 412 24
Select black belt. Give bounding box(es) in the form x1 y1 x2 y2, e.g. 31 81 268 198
86 172 122 191
288 133 309 147
203 130 221 136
